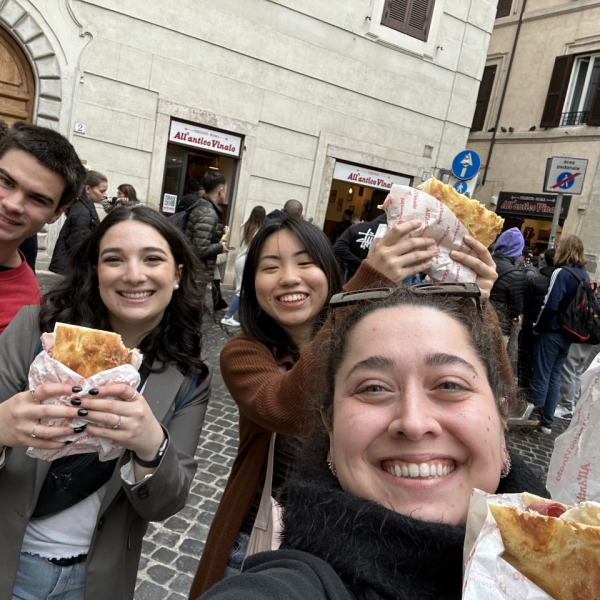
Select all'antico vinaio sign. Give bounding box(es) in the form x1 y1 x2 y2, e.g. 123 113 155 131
496 191 571 223
169 121 242 158
333 162 411 191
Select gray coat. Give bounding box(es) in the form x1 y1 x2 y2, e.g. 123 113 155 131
184 195 224 284
0 306 211 600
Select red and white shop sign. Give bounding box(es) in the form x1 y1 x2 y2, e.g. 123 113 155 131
169 121 242 157
333 162 410 191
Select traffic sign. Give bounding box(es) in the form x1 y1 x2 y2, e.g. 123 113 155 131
544 157 588 195
454 181 468 194
452 150 481 181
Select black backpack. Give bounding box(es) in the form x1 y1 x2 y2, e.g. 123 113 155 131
559 267 600 344
169 200 203 232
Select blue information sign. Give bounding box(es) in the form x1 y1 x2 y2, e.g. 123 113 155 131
452 150 481 181
453 181 468 194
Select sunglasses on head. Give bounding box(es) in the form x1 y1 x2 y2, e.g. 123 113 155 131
328 282 482 328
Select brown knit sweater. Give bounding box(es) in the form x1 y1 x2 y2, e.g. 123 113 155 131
188 261 393 598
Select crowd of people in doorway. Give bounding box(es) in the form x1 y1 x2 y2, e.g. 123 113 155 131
0 119 593 600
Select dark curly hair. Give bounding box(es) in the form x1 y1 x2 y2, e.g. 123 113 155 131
40 206 205 375
238 217 343 359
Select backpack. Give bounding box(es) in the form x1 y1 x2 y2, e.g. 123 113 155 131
169 200 203 232
559 267 600 344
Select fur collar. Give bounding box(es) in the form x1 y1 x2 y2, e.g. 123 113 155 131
281 453 548 600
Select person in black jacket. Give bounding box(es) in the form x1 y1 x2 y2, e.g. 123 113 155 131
518 248 555 393
199 286 548 600
177 179 202 213
329 209 353 244
49 170 106 274
333 212 386 281
489 227 529 338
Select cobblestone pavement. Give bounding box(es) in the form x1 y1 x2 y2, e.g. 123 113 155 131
131 295 576 599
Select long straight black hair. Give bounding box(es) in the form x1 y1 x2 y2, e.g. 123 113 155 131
238 217 343 358
40 206 205 375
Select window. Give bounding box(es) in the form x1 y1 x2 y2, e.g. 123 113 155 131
496 0 512 19
541 54 600 127
471 65 497 132
381 0 435 42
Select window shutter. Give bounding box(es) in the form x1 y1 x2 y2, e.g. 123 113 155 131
381 0 409 32
405 0 435 41
587 68 600 126
471 65 497 132
540 55 574 128
496 0 512 19
381 0 434 41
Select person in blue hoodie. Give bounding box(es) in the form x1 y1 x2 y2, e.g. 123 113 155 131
529 235 588 434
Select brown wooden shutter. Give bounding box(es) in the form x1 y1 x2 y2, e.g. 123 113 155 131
587 68 600 126
381 0 434 41
381 0 409 32
496 0 512 19
471 65 497 132
540 55 574 128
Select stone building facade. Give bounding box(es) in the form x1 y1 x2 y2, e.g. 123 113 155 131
1 0 498 277
468 0 600 275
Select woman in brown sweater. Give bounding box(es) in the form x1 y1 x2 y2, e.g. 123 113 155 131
189 217 498 597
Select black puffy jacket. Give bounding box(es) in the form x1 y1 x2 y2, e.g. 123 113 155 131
49 194 100 274
523 265 555 326
489 254 530 336
185 195 224 284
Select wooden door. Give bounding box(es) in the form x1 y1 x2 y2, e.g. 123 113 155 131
0 27 34 124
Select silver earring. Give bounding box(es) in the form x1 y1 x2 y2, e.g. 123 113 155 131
501 456 511 479
327 454 337 478
174 283 179 290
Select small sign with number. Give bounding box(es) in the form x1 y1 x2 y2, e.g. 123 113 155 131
74 122 85 134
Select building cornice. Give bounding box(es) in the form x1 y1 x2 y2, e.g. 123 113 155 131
494 0 600 28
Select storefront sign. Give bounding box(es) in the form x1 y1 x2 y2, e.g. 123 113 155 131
333 162 410 191
169 121 242 157
162 193 178 214
497 192 571 223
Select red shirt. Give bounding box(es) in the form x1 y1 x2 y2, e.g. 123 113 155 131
0 251 41 335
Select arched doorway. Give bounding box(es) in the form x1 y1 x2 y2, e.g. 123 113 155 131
0 27 34 124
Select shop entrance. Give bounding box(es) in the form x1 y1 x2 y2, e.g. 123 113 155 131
323 161 411 241
161 120 242 224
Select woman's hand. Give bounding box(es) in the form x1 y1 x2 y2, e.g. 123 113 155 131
76 385 165 462
0 384 75 450
450 236 497 301
367 220 437 285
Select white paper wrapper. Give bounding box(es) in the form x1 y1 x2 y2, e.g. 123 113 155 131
370 185 478 283
26 351 141 462
463 489 553 599
546 352 600 504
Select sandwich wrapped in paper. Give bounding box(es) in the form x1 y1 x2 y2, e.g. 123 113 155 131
371 178 503 283
27 323 142 462
463 490 600 600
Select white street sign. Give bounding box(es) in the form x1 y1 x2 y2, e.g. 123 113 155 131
544 157 588 195
162 193 177 214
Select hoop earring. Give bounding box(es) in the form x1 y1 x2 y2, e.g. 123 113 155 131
501 456 511 479
327 452 337 478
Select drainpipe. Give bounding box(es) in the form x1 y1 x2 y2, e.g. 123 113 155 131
482 0 528 186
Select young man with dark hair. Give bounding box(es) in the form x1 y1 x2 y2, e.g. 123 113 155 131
265 198 304 221
185 170 229 294
0 121 86 334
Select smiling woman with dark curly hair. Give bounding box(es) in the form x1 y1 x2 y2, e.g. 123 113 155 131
0 205 211 600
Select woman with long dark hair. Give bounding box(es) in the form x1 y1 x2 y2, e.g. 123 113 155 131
221 205 266 327
49 170 108 274
190 216 499 596
0 206 211 600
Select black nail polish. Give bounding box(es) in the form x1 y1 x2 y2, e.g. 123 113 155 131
88 388 99 396
77 409 88 417
73 425 87 433
72 386 83 393
70 398 82 406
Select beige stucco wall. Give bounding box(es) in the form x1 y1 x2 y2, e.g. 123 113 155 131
16 0 497 275
468 0 600 276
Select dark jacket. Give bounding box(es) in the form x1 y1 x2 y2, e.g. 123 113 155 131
333 213 387 279
523 265 555 326
489 254 529 335
49 194 100 274
178 191 201 213
265 209 285 222
201 453 548 600
185 195 224 284
534 264 587 333
329 219 351 244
